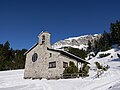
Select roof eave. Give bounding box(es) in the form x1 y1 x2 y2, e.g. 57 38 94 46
24 43 38 55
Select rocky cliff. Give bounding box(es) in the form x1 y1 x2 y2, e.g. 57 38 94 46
52 34 101 50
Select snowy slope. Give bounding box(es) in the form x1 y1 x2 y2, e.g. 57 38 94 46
89 48 120 68
0 48 120 90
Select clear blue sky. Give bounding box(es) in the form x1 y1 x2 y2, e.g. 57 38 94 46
0 0 120 49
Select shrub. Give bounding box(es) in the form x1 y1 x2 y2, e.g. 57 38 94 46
94 62 103 69
102 67 107 71
95 62 110 71
102 65 110 71
63 61 78 78
106 65 110 69
111 56 113 58
79 63 90 77
99 53 111 58
117 53 120 58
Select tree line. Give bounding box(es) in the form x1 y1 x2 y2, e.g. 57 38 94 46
0 41 27 71
63 47 88 59
87 20 120 54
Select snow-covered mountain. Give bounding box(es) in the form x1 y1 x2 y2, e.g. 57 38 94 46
52 34 101 50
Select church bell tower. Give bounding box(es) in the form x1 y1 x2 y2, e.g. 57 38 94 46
38 31 51 48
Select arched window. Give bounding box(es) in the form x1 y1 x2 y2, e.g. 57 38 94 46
32 53 38 62
42 35 45 44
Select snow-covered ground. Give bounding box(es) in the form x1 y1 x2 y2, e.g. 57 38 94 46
0 48 120 90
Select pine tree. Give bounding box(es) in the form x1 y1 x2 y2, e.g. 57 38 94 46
79 63 90 77
110 20 120 45
0 41 27 71
87 40 92 52
93 30 111 53
63 61 78 78
102 31 111 51
68 47 87 59
93 40 100 55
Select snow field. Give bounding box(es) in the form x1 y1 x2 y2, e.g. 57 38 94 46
0 48 120 90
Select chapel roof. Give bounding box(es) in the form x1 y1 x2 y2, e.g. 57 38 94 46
24 43 38 55
47 48 90 64
24 43 89 64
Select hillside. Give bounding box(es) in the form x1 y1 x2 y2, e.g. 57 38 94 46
52 34 101 50
0 48 120 90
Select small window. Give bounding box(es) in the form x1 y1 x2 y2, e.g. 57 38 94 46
49 61 56 68
63 62 68 68
49 53 52 57
42 35 45 44
32 53 38 62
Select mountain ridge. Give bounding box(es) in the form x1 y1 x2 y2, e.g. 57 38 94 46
52 34 101 50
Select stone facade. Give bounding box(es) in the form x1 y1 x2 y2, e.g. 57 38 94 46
24 32 87 79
